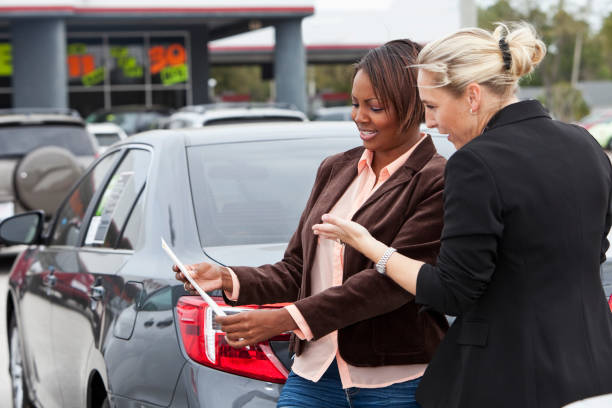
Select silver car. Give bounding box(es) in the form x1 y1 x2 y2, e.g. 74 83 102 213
3 121 454 408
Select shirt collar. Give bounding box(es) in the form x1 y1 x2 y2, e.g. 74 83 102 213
357 133 427 178
483 99 551 133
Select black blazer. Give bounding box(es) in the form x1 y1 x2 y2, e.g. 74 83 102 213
416 100 612 408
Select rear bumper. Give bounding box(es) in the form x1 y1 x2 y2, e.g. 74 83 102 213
171 360 283 407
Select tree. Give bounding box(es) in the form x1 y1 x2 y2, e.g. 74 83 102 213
210 65 271 102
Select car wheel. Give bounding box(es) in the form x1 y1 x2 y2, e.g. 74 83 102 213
9 315 33 408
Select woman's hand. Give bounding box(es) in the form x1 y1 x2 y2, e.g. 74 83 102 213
215 308 297 349
312 213 373 253
172 261 233 294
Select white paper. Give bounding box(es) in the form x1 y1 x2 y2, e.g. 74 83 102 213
161 237 227 316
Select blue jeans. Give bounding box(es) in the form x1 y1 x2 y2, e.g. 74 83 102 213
277 360 422 408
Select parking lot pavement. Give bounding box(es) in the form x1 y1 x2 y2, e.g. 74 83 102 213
1 257 13 407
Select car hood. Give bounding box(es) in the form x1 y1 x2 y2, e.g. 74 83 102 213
203 242 288 267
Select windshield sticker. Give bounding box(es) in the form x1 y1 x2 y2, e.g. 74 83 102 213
87 171 134 245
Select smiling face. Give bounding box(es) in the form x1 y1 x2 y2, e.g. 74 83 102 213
417 69 478 149
351 69 416 155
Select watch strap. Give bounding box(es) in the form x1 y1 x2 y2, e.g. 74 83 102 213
376 246 397 275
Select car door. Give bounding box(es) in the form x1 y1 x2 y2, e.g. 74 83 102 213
28 150 122 407
49 148 152 406
16 252 60 408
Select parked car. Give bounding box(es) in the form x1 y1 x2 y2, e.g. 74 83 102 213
313 106 353 121
86 105 172 135
2 121 457 408
577 108 612 149
577 108 612 130
162 103 308 129
0 109 98 256
87 123 128 154
588 121 612 150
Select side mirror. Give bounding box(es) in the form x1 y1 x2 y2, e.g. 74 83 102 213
0 211 44 245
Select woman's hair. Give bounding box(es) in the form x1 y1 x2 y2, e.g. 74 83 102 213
415 22 546 96
354 39 424 134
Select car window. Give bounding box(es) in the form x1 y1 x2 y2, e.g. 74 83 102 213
84 149 151 249
51 151 121 246
95 133 121 146
188 138 358 246
117 193 144 250
0 124 96 157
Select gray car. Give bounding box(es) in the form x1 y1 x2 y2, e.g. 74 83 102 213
2 122 455 408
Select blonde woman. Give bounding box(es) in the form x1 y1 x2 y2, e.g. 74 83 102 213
313 23 612 408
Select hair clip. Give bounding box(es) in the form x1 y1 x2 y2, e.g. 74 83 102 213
498 37 512 70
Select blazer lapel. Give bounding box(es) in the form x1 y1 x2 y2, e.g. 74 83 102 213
303 150 360 274
354 135 437 218
315 152 361 216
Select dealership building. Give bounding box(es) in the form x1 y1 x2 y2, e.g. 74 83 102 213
0 0 474 115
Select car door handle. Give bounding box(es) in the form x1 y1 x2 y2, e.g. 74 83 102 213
89 285 105 301
43 273 57 287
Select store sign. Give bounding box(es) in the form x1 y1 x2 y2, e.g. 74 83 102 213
0 40 188 86
68 42 104 86
149 43 188 85
110 46 144 79
0 43 12 77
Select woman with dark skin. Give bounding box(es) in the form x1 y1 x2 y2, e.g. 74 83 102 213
313 23 612 408
175 39 448 407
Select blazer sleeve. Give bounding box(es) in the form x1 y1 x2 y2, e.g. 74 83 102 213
416 148 504 316
291 172 445 341
223 157 331 306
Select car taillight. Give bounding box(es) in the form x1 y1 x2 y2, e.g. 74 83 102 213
608 294 612 313
176 296 290 383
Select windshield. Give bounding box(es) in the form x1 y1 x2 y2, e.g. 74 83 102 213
95 133 121 146
87 111 166 134
188 138 358 246
0 124 95 157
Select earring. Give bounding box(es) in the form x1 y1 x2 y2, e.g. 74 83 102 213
469 108 473 114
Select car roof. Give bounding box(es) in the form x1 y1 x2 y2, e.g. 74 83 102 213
124 121 449 148
0 114 84 126
316 106 352 114
169 108 307 123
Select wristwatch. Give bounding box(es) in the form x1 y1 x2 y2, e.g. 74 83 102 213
375 247 397 275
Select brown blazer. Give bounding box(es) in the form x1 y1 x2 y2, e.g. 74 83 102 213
227 135 448 366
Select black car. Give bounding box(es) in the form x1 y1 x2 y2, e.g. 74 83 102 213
2 122 458 407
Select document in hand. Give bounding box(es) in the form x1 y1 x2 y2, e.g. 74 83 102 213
161 237 227 316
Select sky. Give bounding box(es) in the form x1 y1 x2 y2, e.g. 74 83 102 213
477 0 611 30
211 0 612 48
212 0 464 47
315 0 612 31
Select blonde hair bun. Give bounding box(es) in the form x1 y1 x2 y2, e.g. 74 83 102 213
416 21 546 96
493 22 546 79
